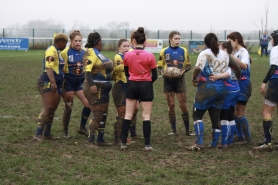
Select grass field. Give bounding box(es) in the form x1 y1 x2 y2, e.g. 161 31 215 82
0 50 277 184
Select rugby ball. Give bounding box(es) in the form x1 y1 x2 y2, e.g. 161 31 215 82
162 67 183 78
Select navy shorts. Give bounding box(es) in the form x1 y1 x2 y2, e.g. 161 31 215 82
37 72 63 95
63 76 84 92
83 80 112 105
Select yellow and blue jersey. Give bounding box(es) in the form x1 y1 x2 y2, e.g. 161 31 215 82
83 48 114 82
157 46 190 69
42 45 64 77
61 47 85 78
113 53 127 83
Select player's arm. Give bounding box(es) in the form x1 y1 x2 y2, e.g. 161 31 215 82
150 54 158 83
209 67 231 82
228 55 241 80
83 51 97 95
60 48 69 73
45 48 58 93
182 48 191 73
192 52 206 87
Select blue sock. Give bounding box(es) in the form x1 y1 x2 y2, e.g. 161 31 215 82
228 120 236 145
238 116 251 141
194 120 204 145
235 117 243 138
211 129 221 147
221 120 229 146
80 107 91 129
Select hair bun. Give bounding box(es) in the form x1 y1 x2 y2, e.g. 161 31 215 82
137 27 144 33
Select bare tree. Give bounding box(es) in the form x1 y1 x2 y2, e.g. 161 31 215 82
254 1 269 33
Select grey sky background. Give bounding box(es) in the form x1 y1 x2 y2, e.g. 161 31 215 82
0 0 277 31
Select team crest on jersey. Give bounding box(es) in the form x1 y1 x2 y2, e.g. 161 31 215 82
165 54 170 60
69 55 74 62
98 54 106 60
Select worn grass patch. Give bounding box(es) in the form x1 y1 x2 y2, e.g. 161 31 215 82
0 50 277 184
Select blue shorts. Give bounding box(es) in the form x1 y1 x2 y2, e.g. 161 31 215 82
194 81 226 110
37 72 63 95
238 79 252 102
63 76 84 92
222 90 240 109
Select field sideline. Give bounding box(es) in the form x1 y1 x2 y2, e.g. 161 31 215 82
0 50 277 184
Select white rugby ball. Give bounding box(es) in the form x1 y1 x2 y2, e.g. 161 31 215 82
162 67 183 78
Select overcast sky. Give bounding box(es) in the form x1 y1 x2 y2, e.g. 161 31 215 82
0 0 277 31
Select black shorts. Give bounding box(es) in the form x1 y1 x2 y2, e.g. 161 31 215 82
163 76 186 93
265 78 278 103
126 81 154 101
112 82 128 106
63 76 84 92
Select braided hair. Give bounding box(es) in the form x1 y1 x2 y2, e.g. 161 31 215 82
85 32 101 48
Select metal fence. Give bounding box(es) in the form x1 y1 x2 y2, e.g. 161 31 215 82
0 28 263 51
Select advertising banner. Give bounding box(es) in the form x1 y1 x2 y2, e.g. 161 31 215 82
0 38 29 51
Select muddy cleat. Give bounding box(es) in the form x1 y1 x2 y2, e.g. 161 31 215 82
218 145 228 150
33 135 43 141
43 134 58 140
186 130 195 136
120 144 128 151
186 144 205 151
208 145 218 149
76 128 89 137
167 132 177 136
63 134 72 139
144 145 154 151
96 141 112 146
254 144 273 151
126 138 133 145
233 140 252 145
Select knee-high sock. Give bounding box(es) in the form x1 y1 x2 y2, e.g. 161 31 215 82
43 110 55 137
235 117 243 139
35 113 44 136
263 119 273 144
80 107 91 129
143 121 151 146
182 111 190 132
238 116 251 141
87 119 96 143
211 129 221 147
114 117 123 143
194 120 204 145
122 119 131 145
62 103 72 135
97 112 107 143
221 120 229 146
228 120 236 145
168 112 176 133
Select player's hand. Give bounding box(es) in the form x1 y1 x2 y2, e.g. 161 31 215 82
192 80 198 87
90 85 97 95
50 82 57 93
180 69 185 75
209 74 218 82
260 83 266 95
